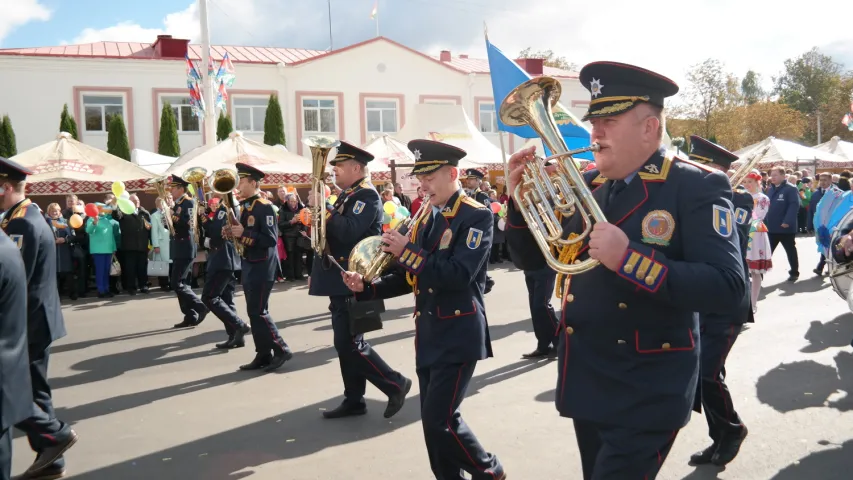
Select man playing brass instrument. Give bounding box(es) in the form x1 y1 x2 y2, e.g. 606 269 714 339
343 140 505 480
505 62 746 479
169 175 208 329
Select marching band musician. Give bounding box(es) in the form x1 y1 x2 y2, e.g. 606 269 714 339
505 62 746 479
685 136 751 467
308 141 412 420
0 157 78 479
201 193 251 350
343 140 506 480
227 163 293 372
169 175 209 328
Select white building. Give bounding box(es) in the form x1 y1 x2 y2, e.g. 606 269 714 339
0 35 589 164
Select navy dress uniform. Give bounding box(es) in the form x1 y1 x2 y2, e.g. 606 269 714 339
687 136 751 466
0 158 77 478
464 169 496 294
234 163 293 372
0 228 34 480
201 201 250 349
309 141 412 419
169 176 208 328
356 140 505 480
505 62 746 480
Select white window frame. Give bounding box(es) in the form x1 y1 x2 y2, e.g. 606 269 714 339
302 97 338 135
159 95 200 134
478 102 498 134
232 96 269 133
81 93 127 135
365 98 399 135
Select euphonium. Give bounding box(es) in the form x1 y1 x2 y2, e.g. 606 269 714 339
209 168 244 257
182 166 209 245
303 136 340 255
349 195 432 282
729 139 772 189
152 175 175 236
499 76 603 275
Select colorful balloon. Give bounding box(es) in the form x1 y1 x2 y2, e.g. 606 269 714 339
396 206 410 218
84 203 99 218
490 202 501 214
111 181 125 198
383 201 397 215
117 198 135 215
299 208 312 226
328 195 338 204
382 212 392 224
324 185 331 197
68 214 83 229
389 217 402 229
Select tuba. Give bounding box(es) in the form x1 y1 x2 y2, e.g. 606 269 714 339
302 136 340 255
729 139 772 189
499 76 603 275
349 195 432 282
182 166 209 245
152 175 176 236
828 208 853 308
209 168 244 257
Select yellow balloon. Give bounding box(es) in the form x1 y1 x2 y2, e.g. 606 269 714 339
389 217 402 229
328 195 338 204
383 201 397 215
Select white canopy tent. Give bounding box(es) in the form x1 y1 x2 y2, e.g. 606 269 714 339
733 136 853 171
131 149 176 175
814 136 853 160
11 132 157 195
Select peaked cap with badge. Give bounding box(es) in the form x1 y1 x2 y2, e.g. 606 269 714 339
236 162 266 181
409 139 468 175
169 174 190 188
688 135 739 170
330 141 374 166
465 168 485 180
0 156 34 182
579 61 679 121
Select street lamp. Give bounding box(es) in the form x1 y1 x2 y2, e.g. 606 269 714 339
806 96 823 144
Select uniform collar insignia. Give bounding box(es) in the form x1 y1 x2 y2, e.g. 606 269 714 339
0 198 31 231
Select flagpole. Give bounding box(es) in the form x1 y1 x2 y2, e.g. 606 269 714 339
375 2 380 37
327 0 334 50
199 0 216 147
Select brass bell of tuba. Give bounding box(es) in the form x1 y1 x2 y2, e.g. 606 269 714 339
499 76 604 275
151 175 176 236
302 136 340 256
349 195 432 282
181 166 209 245
208 168 244 257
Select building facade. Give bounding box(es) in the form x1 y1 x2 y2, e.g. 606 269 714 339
0 35 589 162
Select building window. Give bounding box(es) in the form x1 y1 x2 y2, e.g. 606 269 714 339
479 102 497 133
160 96 200 132
366 100 398 134
233 97 268 132
83 95 124 132
423 99 455 105
303 98 337 134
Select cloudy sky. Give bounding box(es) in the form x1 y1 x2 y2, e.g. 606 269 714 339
2 0 851 100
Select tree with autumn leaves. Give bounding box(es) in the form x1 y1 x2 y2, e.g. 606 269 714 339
668 48 852 152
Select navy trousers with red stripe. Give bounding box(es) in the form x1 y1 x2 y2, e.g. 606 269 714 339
573 418 678 480
700 322 744 442
418 362 503 480
243 280 290 356
329 296 406 403
524 267 559 351
202 269 246 336
171 257 207 323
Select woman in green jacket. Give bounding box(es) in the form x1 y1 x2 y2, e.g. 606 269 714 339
85 204 121 298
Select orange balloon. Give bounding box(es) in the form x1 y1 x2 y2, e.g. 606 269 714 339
324 185 331 197
299 208 312 226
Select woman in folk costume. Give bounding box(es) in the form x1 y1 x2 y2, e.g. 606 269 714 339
743 170 772 312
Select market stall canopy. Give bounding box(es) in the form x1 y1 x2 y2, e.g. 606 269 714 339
814 136 853 160
131 149 176 174
166 131 311 185
11 132 157 195
395 104 505 170
732 136 853 170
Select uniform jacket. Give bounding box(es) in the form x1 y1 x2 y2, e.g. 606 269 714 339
505 148 746 431
203 203 241 273
357 190 494 369
170 194 197 260
1 199 67 346
48 216 74 273
0 229 33 430
238 194 279 282
765 181 800 234
309 177 382 297
149 209 171 263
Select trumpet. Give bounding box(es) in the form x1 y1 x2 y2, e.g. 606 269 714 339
499 76 603 275
151 175 175 236
349 195 432 282
303 136 340 255
182 166 208 245
208 168 244 257
729 140 772 189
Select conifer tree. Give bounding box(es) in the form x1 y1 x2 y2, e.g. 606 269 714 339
158 103 181 157
59 103 79 140
1 116 17 157
263 94 285 146
217 111 233 141
107 114 131 161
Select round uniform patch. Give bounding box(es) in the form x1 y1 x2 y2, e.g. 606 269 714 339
439 229 453 250
641 210 675 246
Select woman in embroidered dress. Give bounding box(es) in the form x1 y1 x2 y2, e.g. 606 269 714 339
743 170 772 312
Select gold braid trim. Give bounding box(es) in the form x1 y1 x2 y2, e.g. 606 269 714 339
554 233 581 299
405 209 426 288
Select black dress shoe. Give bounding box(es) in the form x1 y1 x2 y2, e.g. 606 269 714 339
522 347 552 359
13 465 67 479
712 426 748 466
173 320 194 328
228 324 250 348
239 354 271 371
322 401 367 419
25 430 77 474
384 377 413 418
215 334 235 349
264 349 294 372
688 443 718 465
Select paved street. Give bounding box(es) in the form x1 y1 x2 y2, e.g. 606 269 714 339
11 237 853 479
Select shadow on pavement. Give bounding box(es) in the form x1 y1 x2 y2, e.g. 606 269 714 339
69 359 551 480
769 439 853 480
755 351 853 413
800 313 853 353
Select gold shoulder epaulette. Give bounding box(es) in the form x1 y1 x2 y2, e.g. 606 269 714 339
250 198 271 210
591 175 607 185
676 156 716 174
461 196 485 209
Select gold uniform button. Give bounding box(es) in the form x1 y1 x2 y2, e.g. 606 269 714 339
566 294 575 303
428 288 434 293
566 327 574 335
415 311 421 317
618 302 627 309
574 259 581 265
617 339 626 344
416 289 420 295
454 310 461 315
623 263 635 274
662 342 671 350
645 275 655 286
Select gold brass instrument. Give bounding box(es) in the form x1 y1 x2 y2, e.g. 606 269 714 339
302 135 340 255
729 140 772 188
498 76 603 275
182 166 209 245
349 195 432 282
209 168 244 256
152 175 176 236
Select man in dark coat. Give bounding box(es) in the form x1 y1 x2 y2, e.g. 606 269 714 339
112 193 152 294
765 165 800 281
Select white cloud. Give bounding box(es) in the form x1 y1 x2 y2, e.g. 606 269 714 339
70 3 198 44
0 0 52 45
